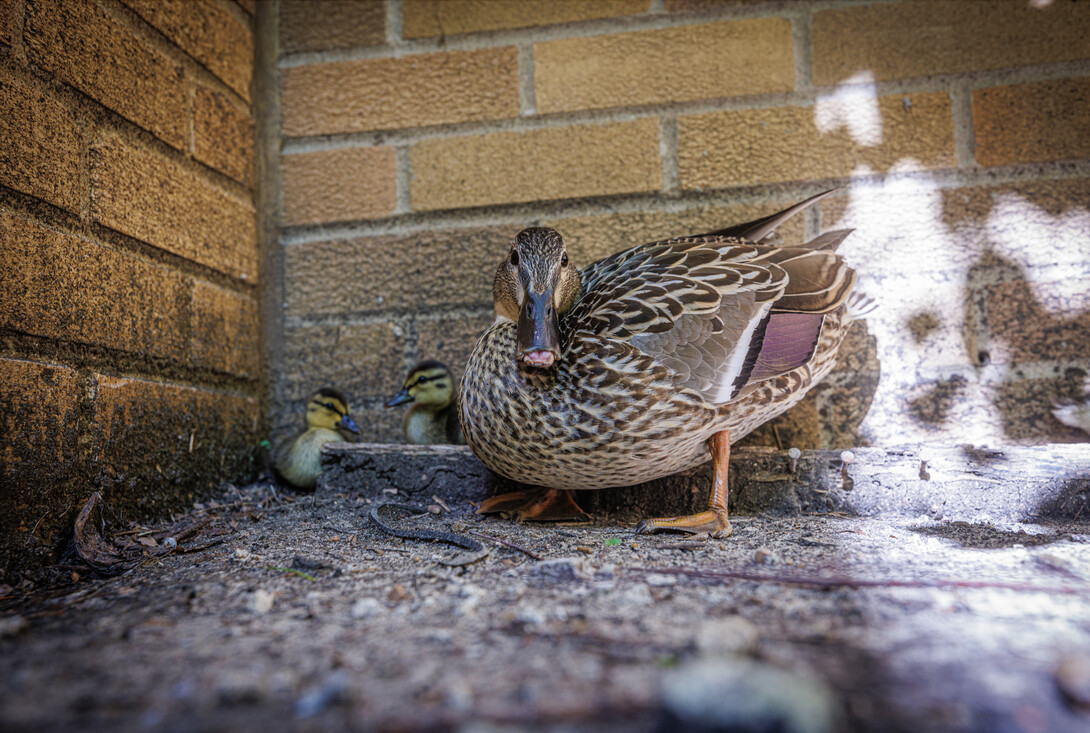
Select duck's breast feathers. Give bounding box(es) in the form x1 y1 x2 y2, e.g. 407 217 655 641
567 234 855 405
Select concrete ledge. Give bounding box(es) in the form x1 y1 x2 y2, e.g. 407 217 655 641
321 443 1090 525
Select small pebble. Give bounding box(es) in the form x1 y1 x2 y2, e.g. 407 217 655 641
576 546 593 555
162 537 177 550
645 573 678 587
427 505 442 515
0 615 28 638
694 617 759 657
753 547 780 564
350 598 381 619
387 584 410 602
1056 654 1090 709
248 589 274 615
295 670 349 718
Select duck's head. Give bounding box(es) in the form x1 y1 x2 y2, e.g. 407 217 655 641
386 360 455 410
493 227 582 370
305 388 360 437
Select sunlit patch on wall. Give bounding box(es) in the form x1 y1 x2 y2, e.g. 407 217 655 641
814 71 882 147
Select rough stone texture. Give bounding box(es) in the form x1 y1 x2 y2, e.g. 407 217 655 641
321 443 1090 525
194 85 255 187
123 0 253 101
25 0 186 149
665 0 770 8
0 213 190 360
534 18 793 114
279 0 385 54
411 119 662 210
90 375 259 515
0 358 82 575
90 136 258 282
190 281 260 378
985 278 1090 364
414 312 494 384
0 0 11 45
280 322 407 406
678 92 956 189
281 48 519 137
403 0 648 38
285 225 517 318
282 147 397 226
0 74 81 212
547 200 808 266
973 77 1090 168
811 1 1090 86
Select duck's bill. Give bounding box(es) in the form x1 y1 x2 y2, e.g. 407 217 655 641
337 415 361 434
384 389 414 408
517 290 560 369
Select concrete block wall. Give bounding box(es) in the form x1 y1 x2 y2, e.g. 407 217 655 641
273 0 1090 451
0 0 259 578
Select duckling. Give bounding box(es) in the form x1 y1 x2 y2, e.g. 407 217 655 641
273 388 360 490
386 360 464 444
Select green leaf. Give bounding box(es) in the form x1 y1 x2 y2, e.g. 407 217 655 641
605 538 621 547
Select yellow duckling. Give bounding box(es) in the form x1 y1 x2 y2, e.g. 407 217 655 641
385 360 464 445
274 388 360 490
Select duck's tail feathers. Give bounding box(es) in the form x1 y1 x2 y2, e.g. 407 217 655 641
846 291 878 320
700 187 844 243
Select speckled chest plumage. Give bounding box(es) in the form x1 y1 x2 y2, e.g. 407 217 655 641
459 307 850 491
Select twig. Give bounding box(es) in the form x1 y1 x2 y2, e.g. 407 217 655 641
467 530 543 560
176 537 227 554
270 566 317 581
623 566 1090 595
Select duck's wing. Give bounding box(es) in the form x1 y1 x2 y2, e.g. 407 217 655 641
568 232 855 405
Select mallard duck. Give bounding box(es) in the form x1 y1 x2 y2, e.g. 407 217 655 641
459 190 861 534
274 388 360 490
386 360 464 445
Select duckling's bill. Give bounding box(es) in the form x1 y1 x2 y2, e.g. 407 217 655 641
385 388 414 407
337 413 360 434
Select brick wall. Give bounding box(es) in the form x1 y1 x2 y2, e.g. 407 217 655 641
273 0 1090 451
0 0 259 578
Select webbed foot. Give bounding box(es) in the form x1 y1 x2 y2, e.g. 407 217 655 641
477 488 589 522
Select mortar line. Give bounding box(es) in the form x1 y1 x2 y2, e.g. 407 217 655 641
517 42 537 117
394 145 412 214
286 305 495 330
659 114 679 195
950 83 977 169
386 0 403 45
790 10 812 92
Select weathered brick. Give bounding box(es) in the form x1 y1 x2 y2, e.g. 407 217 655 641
812 1 1090 86
678 92 955 189
0 0 13 45
665 0 767 9
191 281 260 377
282 147 397 226
986 278 1090 364
280 0 384 54
821 178 1090 277
535 18 793 114
546 201 808 267
90 136 257 282
25 0 185 148
91 375 259 511
0 358 82 574
735 392 821 451
194 85 254 188
411 119 661 210
0 75 81 212
123 0 252 101
281 47 519 137
403 0 647 39
281 322 406 405
285 225 516 317
973 77 1090 168
415 312 494 383
0 212 189 359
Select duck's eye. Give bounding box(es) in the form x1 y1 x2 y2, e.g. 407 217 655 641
509 250 519 267
325 402 335 410
561 253 569 267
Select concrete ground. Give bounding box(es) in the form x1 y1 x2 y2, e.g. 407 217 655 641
2 445 1090 732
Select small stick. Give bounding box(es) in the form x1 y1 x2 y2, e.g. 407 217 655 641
467 530 543 560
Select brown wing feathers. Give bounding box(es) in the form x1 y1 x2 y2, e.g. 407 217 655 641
571 190 856 403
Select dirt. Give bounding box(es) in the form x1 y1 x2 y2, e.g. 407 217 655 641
2 458 1090 732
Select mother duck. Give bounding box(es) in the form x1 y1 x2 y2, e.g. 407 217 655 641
460 190 860 537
